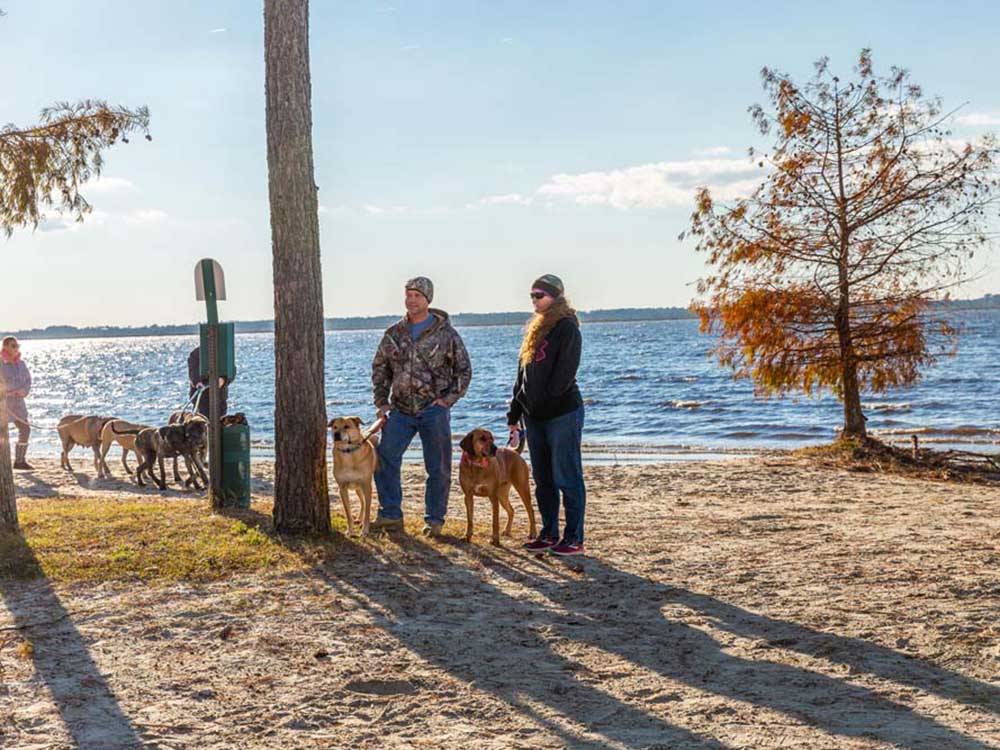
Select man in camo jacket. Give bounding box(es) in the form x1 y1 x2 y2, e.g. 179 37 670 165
371 277 472 535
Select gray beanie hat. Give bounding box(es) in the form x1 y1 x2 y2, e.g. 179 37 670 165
405 276 434 303
531 274 564 298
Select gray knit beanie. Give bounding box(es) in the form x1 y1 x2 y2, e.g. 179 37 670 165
531 274 564 298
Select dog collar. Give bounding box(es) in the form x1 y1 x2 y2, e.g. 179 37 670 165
336 444 363 454
461 453 491 469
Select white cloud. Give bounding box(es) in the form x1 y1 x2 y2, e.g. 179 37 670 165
532 158 764 210
500 37 514 45
471 157 765 211
694 146 733 156
36 209 110 233
37 208 168 232
401 44 420 52
209 28 227 34
84 176 136 194
123 209 168 225
467 193 533 208
955 112 1000 127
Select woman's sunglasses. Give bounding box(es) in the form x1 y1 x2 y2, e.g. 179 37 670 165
529 292 548 300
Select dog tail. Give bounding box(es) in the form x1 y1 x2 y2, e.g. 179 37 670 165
110 423 142 436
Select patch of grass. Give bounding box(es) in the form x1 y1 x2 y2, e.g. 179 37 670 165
0 498 344 583
794 436 863 460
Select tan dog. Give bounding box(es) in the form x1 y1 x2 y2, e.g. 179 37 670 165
459 428 537 546
58 414 115 474
100 419 153 478
329 416 379 536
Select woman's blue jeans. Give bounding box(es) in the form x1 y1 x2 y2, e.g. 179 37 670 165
524 406 586 544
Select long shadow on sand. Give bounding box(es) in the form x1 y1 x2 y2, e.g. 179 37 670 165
319 534 996 749
320 534 728 749
0 536 145 749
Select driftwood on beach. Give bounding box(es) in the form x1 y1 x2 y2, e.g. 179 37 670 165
825 436 1000 484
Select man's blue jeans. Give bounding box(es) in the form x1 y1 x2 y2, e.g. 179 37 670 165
524 406 586 544
374 403 452 524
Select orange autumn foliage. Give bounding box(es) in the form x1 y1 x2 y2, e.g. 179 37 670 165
687 50 999 437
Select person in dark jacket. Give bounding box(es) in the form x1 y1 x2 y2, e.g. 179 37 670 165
371 277 472 536
1 336 33 470
188 346 228 419
507 275 586 556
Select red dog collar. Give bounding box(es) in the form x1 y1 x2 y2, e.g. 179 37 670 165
461 453 491 469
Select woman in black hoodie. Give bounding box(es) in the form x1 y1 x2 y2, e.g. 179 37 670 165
507 274 586 556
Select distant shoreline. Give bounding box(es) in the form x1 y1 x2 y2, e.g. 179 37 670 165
10 308 697 341
9 296 1000 341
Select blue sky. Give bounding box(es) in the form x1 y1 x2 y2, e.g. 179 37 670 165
2 0 999 329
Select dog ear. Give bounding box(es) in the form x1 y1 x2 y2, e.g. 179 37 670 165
328 418 336 429
459 431 475 456
351 416 365 427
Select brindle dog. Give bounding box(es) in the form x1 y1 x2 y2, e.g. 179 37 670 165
133 420 209 491
167 411 209 485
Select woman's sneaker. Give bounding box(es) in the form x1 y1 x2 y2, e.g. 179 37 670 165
550 540 585 556
523 536 558 552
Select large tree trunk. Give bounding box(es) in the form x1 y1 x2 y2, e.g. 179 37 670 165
264 0 330 535
0 381 18 534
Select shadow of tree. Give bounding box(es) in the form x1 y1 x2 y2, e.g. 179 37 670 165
316 534 996 749
318 534 729 749
0 534 145 749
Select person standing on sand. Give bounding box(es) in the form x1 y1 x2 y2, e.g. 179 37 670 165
507 275 587 556
1 336 34 471
371 277 472 537
187 346 229 419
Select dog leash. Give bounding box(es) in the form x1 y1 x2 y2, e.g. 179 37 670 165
5 414 59 432
0 384 209 435
188 384 206 416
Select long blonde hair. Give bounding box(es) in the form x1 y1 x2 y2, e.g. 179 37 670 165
519 297 579 367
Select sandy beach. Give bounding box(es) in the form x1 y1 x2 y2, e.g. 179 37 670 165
2 456 1000 749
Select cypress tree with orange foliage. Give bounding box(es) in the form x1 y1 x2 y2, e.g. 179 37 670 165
687 50 999 439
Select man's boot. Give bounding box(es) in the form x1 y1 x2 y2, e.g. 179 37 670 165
370 516 404 533
13 444 33 471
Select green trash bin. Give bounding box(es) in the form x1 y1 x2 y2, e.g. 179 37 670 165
220 423 251 508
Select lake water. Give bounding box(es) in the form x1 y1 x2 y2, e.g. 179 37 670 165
11 311 1000 462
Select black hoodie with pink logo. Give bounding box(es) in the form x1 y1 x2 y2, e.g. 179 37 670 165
507 317 583 425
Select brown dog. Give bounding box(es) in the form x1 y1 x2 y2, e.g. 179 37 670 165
58 414 115 474
329 416 379 536
459 428 537 546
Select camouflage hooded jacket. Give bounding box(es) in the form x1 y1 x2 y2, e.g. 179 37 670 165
372 309 472 415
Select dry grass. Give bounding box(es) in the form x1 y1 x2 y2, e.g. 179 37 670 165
0 497 486 583
0 499 322 583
